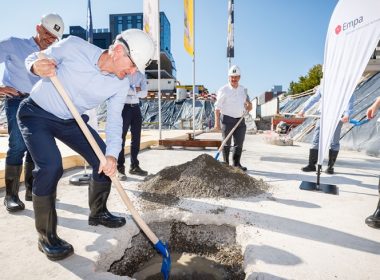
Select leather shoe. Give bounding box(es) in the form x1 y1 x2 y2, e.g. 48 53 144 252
129 165 148 176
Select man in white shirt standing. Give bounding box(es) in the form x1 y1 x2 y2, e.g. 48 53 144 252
117 71 148 179
214 65 252 171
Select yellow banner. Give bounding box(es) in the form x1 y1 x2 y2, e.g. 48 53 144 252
184 0 194 56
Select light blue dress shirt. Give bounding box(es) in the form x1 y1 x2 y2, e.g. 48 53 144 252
301 86 354 117
0 37 40 93
25 36 129 158
125 71 148 104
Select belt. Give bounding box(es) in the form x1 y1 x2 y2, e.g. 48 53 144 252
125 103 139 107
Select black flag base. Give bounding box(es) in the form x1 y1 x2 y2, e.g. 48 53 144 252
299 164 339 195
69 173 91 186
299 181 338 195
69 162 91 186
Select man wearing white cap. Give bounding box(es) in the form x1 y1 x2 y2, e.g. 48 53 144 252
18 29 155 261
0 13 64 212
214 65 252 171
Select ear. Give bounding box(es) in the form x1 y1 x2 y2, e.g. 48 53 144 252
114 44 124 57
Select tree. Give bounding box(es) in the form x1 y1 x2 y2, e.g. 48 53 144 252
287 64 322 95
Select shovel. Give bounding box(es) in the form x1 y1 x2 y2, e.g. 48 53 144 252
38 54 171 279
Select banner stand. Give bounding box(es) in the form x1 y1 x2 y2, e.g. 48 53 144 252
69 161 91 186
299 165 338 195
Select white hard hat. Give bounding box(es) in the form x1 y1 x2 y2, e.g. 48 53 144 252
228 65 241 76
116 29 155 74
41 13 64 39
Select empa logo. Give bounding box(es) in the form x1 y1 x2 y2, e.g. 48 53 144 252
335 16 364 35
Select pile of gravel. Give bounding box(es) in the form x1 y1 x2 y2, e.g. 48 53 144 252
139 154 270 205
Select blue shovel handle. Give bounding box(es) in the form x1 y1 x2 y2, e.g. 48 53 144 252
349 118 370 126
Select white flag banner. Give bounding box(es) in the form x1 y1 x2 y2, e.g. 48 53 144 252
319 0 380 165
143 0 159 59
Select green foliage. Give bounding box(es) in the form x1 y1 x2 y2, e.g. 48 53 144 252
287 64 323 95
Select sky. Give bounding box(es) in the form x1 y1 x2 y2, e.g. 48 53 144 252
1 0 339 97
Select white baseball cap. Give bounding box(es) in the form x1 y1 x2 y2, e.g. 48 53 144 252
41 13 64 39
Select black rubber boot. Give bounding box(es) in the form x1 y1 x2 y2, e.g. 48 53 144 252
129 165 148 176
365 199 380 229
365 177 380 229
88 179 126 228
33 193 74 261
4 164 24 212
233 147 247 172
24 161 34 201
301 149 318 172
222 146 230 165
325 149 339 174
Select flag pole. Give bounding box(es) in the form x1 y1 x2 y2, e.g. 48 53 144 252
192 0 196 136
157 1 162 140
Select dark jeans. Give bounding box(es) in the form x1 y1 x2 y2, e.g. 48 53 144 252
4 97 32 165
117 104 142 169
221 114 246 149
17 98 109 196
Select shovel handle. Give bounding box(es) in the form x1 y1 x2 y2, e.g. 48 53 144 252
37 53 159 244
217 113 246 153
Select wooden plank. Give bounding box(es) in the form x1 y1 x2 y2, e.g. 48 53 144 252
159 139 221 148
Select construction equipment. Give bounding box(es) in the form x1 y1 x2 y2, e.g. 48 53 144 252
39 54 171 279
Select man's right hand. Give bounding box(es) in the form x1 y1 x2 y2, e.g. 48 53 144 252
297 111 305 118
0 86 20 98
212 124 221 132
32 58 57 77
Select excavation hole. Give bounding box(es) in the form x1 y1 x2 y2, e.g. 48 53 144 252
109 221 245 279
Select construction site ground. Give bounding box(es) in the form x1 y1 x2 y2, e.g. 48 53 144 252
0 130 379 280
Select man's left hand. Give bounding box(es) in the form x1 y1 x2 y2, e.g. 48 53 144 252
98 156 117 177
341 116 349 123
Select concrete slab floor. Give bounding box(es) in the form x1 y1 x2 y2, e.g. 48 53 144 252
0 133 379 280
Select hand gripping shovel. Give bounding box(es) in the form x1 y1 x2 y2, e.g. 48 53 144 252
38 54 171 279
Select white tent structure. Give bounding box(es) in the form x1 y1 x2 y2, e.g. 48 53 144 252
319 0 380 165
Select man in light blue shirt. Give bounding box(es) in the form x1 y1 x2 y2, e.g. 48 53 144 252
0 13 64 212
297 85 355 174
117 71 149 179
18 29 155 261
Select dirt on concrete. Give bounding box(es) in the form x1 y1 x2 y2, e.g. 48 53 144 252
108 221 245 279
139 154 270 206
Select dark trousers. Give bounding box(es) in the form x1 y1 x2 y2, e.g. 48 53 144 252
17 98 109 196
117 103 142 169
221 114 246 148
4 97 32 165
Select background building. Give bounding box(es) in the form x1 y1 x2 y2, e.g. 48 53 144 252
64 12 176 93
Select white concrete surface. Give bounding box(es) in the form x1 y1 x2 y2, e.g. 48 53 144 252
0 133 379 280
